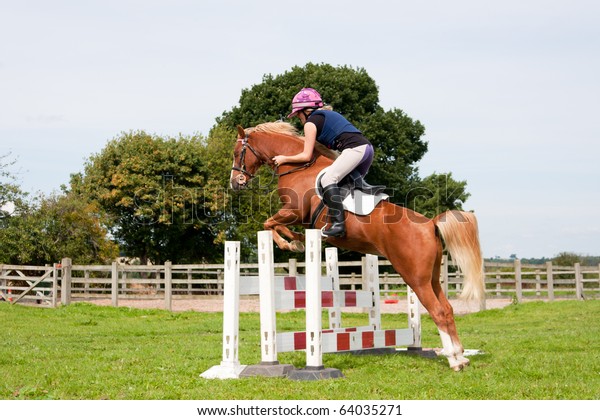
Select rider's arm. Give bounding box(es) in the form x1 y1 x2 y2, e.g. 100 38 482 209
272 122 317 166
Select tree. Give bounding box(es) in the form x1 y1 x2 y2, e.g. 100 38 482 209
1 153 21 218
0 191 118 265
75 131 224 264
218 63 380 128
553 252 582 267
405 172 470 219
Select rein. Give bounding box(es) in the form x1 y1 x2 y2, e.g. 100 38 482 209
275 159 317 177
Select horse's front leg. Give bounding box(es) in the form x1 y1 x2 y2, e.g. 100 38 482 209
264 208 305 252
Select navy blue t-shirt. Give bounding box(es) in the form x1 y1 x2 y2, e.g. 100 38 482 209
307 111 370 151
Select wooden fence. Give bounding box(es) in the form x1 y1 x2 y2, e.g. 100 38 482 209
1 257 599 310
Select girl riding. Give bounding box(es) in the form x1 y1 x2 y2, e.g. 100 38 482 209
272 87 376 238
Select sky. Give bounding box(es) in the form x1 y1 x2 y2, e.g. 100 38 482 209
1 0 599 259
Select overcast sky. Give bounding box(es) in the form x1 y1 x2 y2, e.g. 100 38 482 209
1 0 599 258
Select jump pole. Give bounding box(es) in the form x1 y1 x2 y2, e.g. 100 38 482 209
325 247 341 330
200 241 245 379
238 231 295 377
287 229 343 380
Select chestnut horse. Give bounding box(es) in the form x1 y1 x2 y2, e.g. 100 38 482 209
230 122 484 371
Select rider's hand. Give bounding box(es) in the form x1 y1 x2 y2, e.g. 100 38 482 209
273 155 287 166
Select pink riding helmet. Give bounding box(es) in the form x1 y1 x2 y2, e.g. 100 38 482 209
287 87 324 118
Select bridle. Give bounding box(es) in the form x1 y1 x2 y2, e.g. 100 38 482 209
231 134 317 187
231 134 262 185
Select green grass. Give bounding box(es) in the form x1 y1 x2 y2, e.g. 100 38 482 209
1 300 599 400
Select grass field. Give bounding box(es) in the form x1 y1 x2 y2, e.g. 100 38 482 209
1 300 599 400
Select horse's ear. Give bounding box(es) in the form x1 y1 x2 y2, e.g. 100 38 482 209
236 125 246 139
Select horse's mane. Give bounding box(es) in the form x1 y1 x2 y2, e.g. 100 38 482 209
246 121 339 161
246 121 300 138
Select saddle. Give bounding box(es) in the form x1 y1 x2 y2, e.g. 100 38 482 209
313 169 389 219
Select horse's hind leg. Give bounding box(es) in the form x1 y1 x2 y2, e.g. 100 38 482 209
412 284 467 370
431 259 470 370
396 257 468 371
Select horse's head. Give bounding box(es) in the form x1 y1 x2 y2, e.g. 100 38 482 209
230 121 314 191
230 125 267 190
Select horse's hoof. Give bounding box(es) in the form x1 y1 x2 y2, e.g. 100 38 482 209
451 357 470 372
290 240 305 252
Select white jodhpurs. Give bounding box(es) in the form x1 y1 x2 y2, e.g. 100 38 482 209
320 144 370 188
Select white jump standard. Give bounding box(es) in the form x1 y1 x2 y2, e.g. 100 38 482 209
200 229 424 380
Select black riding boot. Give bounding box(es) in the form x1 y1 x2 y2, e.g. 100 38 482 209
322 184 346 238
347 170 386 195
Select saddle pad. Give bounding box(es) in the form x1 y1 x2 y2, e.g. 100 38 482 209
315 169 389 216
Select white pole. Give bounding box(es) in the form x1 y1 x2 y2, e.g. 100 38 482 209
258 230 278 363
364 254 381 330
200 241 246 379
407 286 422 348
221 242 241 367
305 229 323 368
326 247 341 330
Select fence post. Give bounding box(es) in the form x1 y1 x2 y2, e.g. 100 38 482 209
60 258 72 306
546 261 554 301
216 269 223 296
52 263 59 308
514 259 522 303
574 262 583 300
496 275 502 297
84 269 90 297
350 272 357 290
121 270 127 298
111 262 118 307
288 258 297 276
165 261 172 311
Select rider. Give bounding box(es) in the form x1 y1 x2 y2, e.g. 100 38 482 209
272 87 376 238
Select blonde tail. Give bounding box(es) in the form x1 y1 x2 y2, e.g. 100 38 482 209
434 210 485 304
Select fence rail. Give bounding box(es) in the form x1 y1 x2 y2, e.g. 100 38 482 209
1 257 599 310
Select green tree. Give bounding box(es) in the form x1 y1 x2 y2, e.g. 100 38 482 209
0 191 118 265
405 172 470 218
1 153 21 217
75 131 223 264
218 63 379 128
553 252 582 267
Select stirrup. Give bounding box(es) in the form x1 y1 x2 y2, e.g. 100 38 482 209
321 223 346 238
